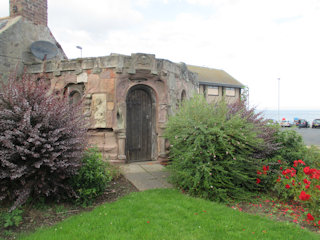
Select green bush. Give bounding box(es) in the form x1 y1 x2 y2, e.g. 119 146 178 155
70 148 112 206
0 208 23 228
273 130 307 165
304 146 320 169
165 95 268 202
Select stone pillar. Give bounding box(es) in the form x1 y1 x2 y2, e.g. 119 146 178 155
158 123 167 161
115 129 126 161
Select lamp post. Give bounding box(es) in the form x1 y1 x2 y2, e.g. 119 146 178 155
76 46 82 58
277 77 280 122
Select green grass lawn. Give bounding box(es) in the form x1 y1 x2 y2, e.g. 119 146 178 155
18 189 319 240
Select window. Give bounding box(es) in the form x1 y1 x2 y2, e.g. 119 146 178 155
181 90 186 101
69 90 81 104
65 83 84 105
208 86 219 96
225 87 235 97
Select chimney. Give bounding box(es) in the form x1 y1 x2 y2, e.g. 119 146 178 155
9 0 48 26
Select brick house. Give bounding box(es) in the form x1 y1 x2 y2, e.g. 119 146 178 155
0 0 244 164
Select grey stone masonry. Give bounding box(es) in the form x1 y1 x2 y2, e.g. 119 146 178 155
0 16 66 81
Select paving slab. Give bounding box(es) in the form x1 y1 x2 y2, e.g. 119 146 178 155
120 161 172 191
140 163 165 172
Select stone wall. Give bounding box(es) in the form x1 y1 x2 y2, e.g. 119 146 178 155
27 53 199 163
0 16 66 81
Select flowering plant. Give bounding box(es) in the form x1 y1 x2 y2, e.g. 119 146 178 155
274 159 320 226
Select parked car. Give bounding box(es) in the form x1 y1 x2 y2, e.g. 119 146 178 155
293 117 300 126
297 119 309 128
312 119 320 128
280 120 292 127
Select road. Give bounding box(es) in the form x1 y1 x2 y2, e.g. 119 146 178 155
293 128 320 146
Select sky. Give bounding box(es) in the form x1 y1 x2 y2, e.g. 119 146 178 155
1 0 320 110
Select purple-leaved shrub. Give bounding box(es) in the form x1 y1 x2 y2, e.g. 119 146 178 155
228 100 280 159
0 74 88 210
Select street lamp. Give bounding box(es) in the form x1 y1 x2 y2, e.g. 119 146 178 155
76 46 82 58
278 77 280 122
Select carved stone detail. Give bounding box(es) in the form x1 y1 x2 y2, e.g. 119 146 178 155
92 94 107 128
136 54 151 67
128 53 158 75
77 72 88 83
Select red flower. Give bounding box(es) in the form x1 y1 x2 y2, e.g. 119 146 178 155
256 178 261 184
310 169 320 179
280 167 283 170
307 213 314 221
305 185 310 189
290 168 296 177
299 191 311 201
263 165 269 171
303 179 311 185
257 170 262 175
293 160 305 167
304 167 311 175
316 185 320 190
318 220 320 225
285 184 290 189
278 160 281 164
282 168 296 177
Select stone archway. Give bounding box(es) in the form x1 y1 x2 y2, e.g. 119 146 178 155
125 85 156 162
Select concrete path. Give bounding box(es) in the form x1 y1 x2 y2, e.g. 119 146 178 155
120 161 172 191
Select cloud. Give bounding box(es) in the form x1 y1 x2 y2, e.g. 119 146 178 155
1 0 320 109
48 0 143 33
0 1 9 17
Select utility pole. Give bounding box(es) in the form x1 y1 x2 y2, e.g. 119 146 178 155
278 77 280 122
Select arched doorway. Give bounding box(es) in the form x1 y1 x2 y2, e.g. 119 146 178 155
126 85 156 162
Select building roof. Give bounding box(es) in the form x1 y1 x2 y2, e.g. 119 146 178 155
187 65 244 88
0 18 9 30
0 16 19 34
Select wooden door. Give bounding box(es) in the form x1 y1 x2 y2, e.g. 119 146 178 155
126 88 152 162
